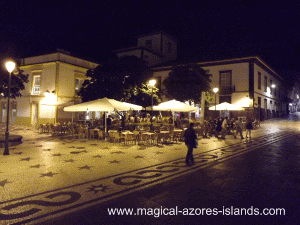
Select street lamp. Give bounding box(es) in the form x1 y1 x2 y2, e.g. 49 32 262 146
149 79 156 130
213 87 219 111
4 61 15 155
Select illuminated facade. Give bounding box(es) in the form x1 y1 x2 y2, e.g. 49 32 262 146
152 57 288 120
0 51 98 126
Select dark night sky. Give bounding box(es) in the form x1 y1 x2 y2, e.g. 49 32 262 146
1 1 300 74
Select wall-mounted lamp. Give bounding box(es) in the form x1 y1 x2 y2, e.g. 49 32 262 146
271 84 276 88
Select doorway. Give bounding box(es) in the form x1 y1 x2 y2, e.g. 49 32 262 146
32 103 38 125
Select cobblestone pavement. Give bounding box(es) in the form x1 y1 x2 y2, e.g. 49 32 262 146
0 115 299 224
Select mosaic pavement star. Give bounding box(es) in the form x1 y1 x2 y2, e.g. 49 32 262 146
0 179 12 187
20 157 32 161
14 152 23 155
30 164 43 168
70 150 87 154
86 184 110 194
52 153 63 157
40 172 59 177
64 159 76 163
78 165 93 170
108 160 120 164
111 151 125 154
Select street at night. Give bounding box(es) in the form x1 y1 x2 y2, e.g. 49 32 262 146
0 114 299 224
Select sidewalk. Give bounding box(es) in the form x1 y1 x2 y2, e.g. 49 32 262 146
0 118 298 224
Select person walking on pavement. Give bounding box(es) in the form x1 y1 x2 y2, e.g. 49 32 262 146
236 118 244 139
245 117 253 138
184 123 197 166
221 117 229 139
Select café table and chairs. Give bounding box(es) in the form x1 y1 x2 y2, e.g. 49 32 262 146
122 131 136 145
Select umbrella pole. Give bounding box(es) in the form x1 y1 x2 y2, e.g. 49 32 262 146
173 111 175 126
105 112 107 141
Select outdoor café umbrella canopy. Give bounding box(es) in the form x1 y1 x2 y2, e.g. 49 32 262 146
63 97 142 112
209 102 245 111
146 99 198 112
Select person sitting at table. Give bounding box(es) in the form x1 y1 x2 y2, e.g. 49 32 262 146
168 116 173 124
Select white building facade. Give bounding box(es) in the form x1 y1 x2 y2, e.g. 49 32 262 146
0 51 98 126
152 57 288 120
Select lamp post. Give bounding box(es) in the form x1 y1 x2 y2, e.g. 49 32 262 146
213 87 219 111
149 79 156 131
4 61 15 155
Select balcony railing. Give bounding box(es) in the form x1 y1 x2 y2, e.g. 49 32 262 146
219 85 235 94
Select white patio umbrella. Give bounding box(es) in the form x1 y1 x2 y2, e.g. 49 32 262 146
146 99 198 124
209 102 245 111
64 97 142 133
146 99 198 112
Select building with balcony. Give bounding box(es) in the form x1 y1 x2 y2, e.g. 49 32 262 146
0 51 98 126
152 56 288 120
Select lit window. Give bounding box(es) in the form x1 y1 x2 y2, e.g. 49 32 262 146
32 75 41 95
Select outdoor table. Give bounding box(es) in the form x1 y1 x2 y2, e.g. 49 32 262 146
159 131 171 144
122 131 135 144
174 129 183 132
140 132 155 144
107 130 118 142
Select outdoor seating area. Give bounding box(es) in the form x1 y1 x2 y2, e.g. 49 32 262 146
31 98 263 146
34 120 189 145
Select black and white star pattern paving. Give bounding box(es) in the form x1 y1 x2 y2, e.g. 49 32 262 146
20 157 32 161
40 172 59 177
78 165 93 170
30 164 43 168
64 159 76 163
86 184 110 194
0 179 12 187
108 160 120 164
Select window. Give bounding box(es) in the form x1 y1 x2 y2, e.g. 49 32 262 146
258 72 261 90
145 40 152 49
270 80 273 94
219 71 232 93
32 75 41 95
264 99 267 109
75 79 84 95
264 76 267 92
258 97 261 107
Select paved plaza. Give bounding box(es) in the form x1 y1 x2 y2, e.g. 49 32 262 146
0 115 300 224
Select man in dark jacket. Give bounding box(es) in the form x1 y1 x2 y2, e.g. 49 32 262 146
184 123 197 165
